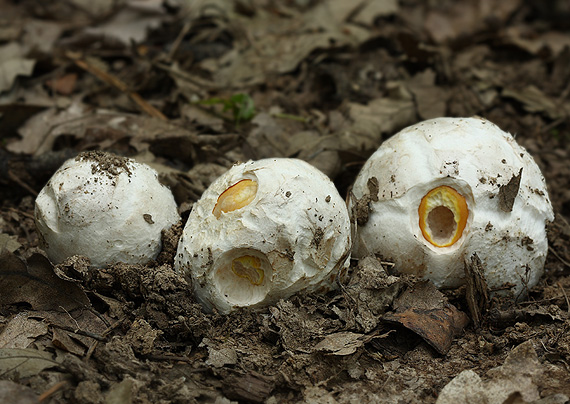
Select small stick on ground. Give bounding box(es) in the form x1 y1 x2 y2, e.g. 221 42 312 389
549 246 570 268
66 52 167 121
558 282 570 314
38 380 69 402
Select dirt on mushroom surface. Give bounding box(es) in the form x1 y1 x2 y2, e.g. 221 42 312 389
1 0 570 403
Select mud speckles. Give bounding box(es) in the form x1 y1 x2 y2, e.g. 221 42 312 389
77 150 133 178
441 160 459 176
521 236 534 251
311 227 324 249
143 214 154 224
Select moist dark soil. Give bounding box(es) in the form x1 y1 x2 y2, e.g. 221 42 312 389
1 1 570 403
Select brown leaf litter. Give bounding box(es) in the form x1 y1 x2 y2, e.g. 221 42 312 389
1 0 570 402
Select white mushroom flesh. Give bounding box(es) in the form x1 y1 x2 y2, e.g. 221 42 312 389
35 151 180 268
175 158 352 313
350 117 554 299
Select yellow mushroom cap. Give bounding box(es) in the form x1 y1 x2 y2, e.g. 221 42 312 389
350 117 553 299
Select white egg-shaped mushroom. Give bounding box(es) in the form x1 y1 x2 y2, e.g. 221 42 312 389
35 151 180 268
350 117 554 299
175 158 351 313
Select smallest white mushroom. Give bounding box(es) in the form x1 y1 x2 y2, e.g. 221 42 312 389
35 151 180 268
175 158 352 313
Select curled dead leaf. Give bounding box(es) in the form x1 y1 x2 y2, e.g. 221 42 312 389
0 348 58 378
383 281 469 354
464 253 490 328
314 330 393 356
0 250 91 311
498 168 523 212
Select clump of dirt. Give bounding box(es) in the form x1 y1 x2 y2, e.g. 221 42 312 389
349 177 380 227
156 220 184 265
77 151 133 178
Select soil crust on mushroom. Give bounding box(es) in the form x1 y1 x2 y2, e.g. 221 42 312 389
77 151 133 178
1 1 570 403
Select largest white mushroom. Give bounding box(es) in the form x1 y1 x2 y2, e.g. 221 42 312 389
175 158 351 313
350 117 554 299
35 151 180 268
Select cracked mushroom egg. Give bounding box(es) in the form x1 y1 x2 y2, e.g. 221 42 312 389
174 158 351 313
35 151 180 268
350 117 554 299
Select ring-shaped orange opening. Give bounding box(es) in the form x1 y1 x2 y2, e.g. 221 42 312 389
418 185 469 248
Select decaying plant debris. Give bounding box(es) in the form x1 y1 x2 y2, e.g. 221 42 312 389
1 0 570 403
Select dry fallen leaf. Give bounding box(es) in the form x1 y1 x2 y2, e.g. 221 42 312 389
0 233 21 253
0 250 91 311
424 0 521 44
502 85 570 120
43 308 110 355
84 4 165 44
313 332 367 356
67 0 115 17
0 42 36 93
407 69 448 119
46 73 78 95
344 256 403 333
7 98 88 155
0 348 57 378
383 281 470 354
197 0 373 87
436 340 569 404
504 26 570 57
201 338 238 368
52 327 88 356
350 0 398 26
498 168 523 213
8 102 199 157
21 20 63 55
337 96 416 153
463 253 489 328
313 330 392 356
0 313 48 349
